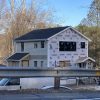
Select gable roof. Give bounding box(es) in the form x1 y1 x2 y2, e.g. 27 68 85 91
15 26 69 42
76 57 95 63
7 53 29 61
15 26 91 42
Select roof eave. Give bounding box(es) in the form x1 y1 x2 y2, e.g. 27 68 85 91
76 57 95 63
70 27 92 42
7 60 20 61
47 26 91 42
15 39 47 42
6 53 29 61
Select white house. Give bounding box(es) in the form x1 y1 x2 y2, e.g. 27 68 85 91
6 26 96 89
7 26 95 69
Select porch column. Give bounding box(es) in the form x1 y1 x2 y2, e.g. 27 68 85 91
19 61 21 67
54 77 60 89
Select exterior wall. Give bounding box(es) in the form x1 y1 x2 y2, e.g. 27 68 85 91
8 61 19 67
29 59 47 68
15 41 48 67
47 28 88 68
14 28 89 68
15 42 21 53
15 41 47 55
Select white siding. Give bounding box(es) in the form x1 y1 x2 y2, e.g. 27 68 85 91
47 28 88 67
15 41 48 67
15 42 47 55
29 59 47 68
15 43 21 53
24 42 47 55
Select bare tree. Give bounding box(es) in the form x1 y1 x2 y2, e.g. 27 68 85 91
0 0 56 62
78 0 100 66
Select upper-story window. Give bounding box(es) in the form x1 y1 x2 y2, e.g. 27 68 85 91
81 42 85 48
59 41 76 51
34 43 38 48
21 42 24 52
41 41 45 48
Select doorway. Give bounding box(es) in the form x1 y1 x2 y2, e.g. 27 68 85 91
59 61 70 67
22 60 29 67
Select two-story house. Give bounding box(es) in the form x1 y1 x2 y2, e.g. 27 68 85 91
7 26 95 69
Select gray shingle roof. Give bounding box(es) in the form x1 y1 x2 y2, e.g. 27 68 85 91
15 26 69 41
7 53 29 61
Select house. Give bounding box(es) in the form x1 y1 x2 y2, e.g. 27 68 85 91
7 26 95 69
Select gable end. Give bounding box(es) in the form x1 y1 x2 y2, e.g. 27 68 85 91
48 26 91 42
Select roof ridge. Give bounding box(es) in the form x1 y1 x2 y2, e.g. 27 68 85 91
30 26 70 32
15 26 70 41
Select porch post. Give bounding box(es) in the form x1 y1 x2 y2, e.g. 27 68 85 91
54 77 60 89
19 61 21 67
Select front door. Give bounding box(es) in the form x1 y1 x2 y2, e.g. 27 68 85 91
22 60 29 67
59 61 70 67
59 61 65 67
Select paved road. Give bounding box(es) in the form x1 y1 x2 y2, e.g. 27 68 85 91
0 91 100 100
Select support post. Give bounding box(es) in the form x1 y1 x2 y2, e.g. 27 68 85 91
54 77 60 89
98 77 100 85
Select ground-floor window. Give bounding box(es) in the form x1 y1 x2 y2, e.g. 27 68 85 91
79 62 86 68
41 61 44 67
34 61 37 67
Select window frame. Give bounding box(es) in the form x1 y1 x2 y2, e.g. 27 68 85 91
41 61 44 67
21 42 24 52
81 42 85 49
41 41 45 48
59 41 76 51
34 61 37 67
34 43 38 48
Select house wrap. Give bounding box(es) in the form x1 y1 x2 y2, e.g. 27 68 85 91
7 26 95 69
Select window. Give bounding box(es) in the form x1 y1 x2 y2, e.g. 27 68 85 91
34 61 37 67
50 44 52 49
79 63 86 68
79 63 82 68
59 41 76 51
41 41 45 48
6 78 20 86
81 42 85 48
41 61 44 67
34 43 38 48
21 42 24 52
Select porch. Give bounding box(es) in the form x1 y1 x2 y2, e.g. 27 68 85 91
7 53 29 67
76 57 95 69
58 57 95 69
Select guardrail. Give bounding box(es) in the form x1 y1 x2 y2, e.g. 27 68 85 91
0 67 100 89
0 67 100 78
